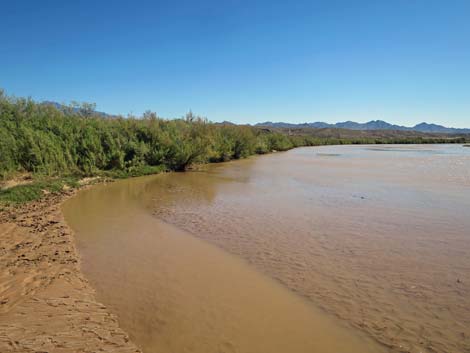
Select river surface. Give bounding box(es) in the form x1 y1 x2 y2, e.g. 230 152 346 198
63 144 470 353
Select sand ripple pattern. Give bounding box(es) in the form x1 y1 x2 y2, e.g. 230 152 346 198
0 193 140 353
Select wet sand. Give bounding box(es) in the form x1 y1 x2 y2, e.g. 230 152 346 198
63 177 384 353
145 144 470 353
0 191 140 352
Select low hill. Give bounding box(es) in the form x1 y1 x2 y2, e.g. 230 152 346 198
257 126 470 143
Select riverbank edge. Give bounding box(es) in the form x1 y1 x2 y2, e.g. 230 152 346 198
3 142 469 206
0 147 308 352
0 182 142 352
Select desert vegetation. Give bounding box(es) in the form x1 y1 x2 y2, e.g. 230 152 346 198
0 90 301 180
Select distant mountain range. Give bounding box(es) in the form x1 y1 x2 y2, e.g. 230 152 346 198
255 120 470 134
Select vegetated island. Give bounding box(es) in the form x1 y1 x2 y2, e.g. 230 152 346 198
1 89 469 352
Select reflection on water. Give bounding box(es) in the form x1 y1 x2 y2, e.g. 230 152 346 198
317 153 341 157
365 146 449 154
149 144 470 353
63 170 383 353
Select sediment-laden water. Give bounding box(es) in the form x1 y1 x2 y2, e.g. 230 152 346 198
64 144 470 353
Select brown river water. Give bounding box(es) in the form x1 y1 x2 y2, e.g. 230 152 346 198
63 144 470 353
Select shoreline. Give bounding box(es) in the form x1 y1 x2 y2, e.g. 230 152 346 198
0 188 141 352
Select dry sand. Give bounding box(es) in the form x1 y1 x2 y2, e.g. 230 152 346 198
0 191 140 353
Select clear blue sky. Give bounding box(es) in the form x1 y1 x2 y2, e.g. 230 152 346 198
1 0 469 127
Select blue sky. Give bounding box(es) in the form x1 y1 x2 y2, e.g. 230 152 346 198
1 0 469 127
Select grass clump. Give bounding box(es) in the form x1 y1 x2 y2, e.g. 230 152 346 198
102 165 167 179
0 177 79 205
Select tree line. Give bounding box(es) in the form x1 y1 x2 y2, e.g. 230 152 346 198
0 91 306 179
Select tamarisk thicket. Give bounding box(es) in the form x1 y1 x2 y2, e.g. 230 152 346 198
0 91 310 180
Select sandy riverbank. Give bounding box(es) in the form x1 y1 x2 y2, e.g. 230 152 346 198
0 190 140 352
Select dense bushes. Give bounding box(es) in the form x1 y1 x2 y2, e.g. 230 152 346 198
0 92 304 179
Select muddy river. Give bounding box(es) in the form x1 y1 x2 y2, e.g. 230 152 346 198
63 144 470 353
